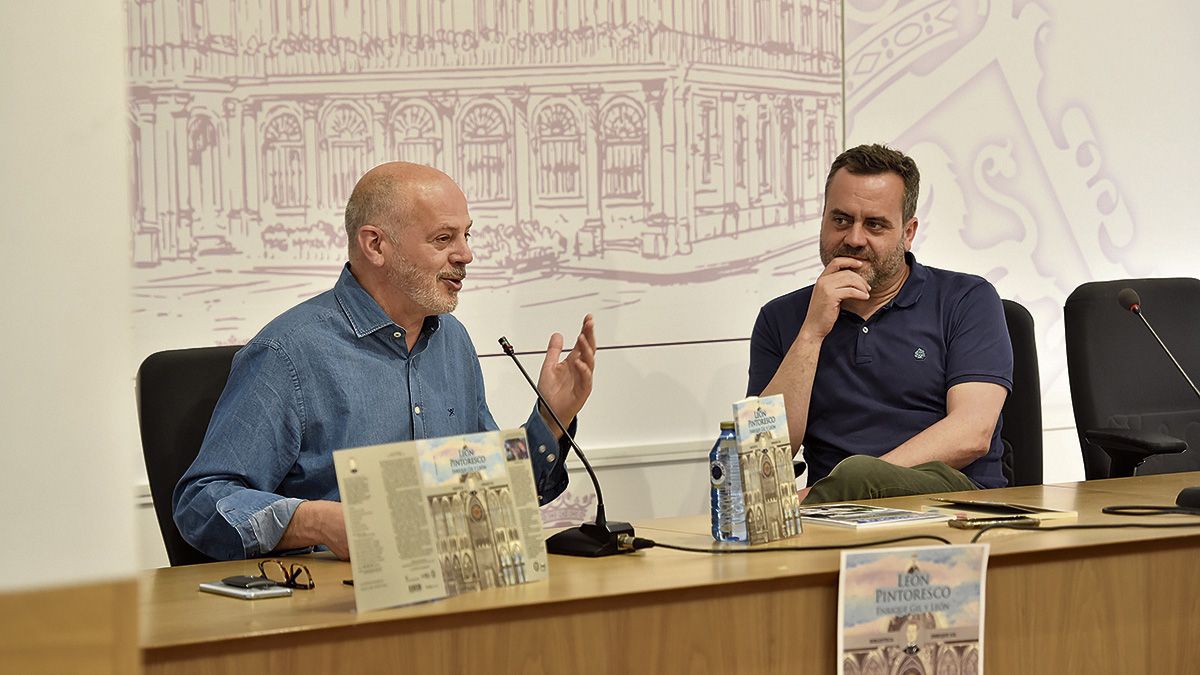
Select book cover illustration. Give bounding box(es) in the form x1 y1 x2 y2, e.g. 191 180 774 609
334 428 546 613
732 395 802 544
838 545 989 675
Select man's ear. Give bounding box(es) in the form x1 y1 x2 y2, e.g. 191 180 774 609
903 217 919 251
356 225 387 267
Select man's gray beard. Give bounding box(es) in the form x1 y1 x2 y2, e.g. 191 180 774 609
386 258 460 315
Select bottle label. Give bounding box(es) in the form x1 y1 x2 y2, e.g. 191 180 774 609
710 460 727 488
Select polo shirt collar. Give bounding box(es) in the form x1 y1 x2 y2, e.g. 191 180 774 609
890 251 928 309
333 263 442 339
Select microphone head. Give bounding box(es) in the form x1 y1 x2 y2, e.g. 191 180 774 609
1117 287 1141 313
498 336 515 356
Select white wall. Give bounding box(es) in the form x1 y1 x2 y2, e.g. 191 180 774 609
846 0 1200 482
0 4 136 589
130 1 1200 567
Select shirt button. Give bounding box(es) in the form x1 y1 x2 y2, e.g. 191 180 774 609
546 453 557 462
862 326 869 334
538 445 547 454
413 406 422 414
393 331 402 339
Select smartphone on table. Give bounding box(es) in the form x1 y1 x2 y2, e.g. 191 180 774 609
198 575 293 600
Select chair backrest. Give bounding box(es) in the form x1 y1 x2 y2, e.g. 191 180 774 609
999 299 1043 487
1065 278 1200 478
136 345 241 566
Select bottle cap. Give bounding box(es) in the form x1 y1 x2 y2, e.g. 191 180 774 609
719 421 735 430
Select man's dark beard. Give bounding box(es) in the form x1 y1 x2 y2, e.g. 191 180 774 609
819 243 906 289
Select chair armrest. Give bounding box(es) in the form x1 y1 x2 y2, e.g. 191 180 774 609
1084 428 1187 458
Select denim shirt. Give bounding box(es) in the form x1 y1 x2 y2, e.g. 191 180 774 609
173 264 571 560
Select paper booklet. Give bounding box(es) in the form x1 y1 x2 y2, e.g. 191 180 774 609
921 497 1078 522
732 395 803 544
333 428 548 613
838 545 989 675
796 503 954 529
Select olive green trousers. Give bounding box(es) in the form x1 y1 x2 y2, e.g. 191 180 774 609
803 455 978 504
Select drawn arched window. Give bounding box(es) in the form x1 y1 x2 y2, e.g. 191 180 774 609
824 116 838 180
817 0 831 56
804 111 818 179
189 0 208 42
801 5 812 51
262 113 305 208
187 116 222 216
459 103 510 202
129 121 143 224
734 115 747 189
321 105 369 209
391 104 440 168
533 103 582 198
698 101 720 186
757 108 772 195
599 102 646 200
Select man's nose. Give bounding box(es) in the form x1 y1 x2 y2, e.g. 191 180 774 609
452 237 473 265
843 223 868 248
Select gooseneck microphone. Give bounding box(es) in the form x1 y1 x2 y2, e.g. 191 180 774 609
1117 288 1200 510
498 336 636 557
1117 288 1200 402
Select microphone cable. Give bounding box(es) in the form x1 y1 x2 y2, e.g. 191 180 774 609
966 518 1200 544
1101 504 1200 516
618 532 953 553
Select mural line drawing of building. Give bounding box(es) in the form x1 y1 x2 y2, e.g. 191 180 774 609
126 0 843 274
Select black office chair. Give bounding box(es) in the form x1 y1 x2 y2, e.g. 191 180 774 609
136 345 242 566
999 299 1043 487
1065 279 1197 478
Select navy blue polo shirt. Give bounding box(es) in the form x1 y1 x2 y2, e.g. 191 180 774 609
747 253 1012 489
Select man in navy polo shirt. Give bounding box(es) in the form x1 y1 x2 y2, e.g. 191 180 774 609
747 144 1012 503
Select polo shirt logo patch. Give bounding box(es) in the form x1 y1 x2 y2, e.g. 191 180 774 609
914 348 927 360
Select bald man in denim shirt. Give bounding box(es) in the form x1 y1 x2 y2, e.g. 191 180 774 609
175 163 596 560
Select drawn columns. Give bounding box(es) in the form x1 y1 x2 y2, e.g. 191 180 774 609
720 91 739 236
574 85 604 257
642 79 669 256
672 83 693 255
506 87 533 228
241 99 262 249
301 98 321 219
368 96 392 173
431 93 459 183
221 97 249 244
157 93 193 261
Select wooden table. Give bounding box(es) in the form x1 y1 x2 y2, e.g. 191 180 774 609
140 473 1200 674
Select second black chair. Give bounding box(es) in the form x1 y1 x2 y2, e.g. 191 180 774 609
136 345 242 566
1065 278 1198 478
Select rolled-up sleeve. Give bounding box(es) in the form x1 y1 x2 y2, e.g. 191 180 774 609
523 408 573 504
172 341 306 560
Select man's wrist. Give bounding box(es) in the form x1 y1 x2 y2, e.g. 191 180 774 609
281 500 332 550
794 325 826 349
539 406 574 440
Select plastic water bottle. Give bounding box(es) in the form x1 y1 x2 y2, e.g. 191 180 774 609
710 421 746 541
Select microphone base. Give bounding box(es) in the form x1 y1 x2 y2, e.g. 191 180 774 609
546 520 635 557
